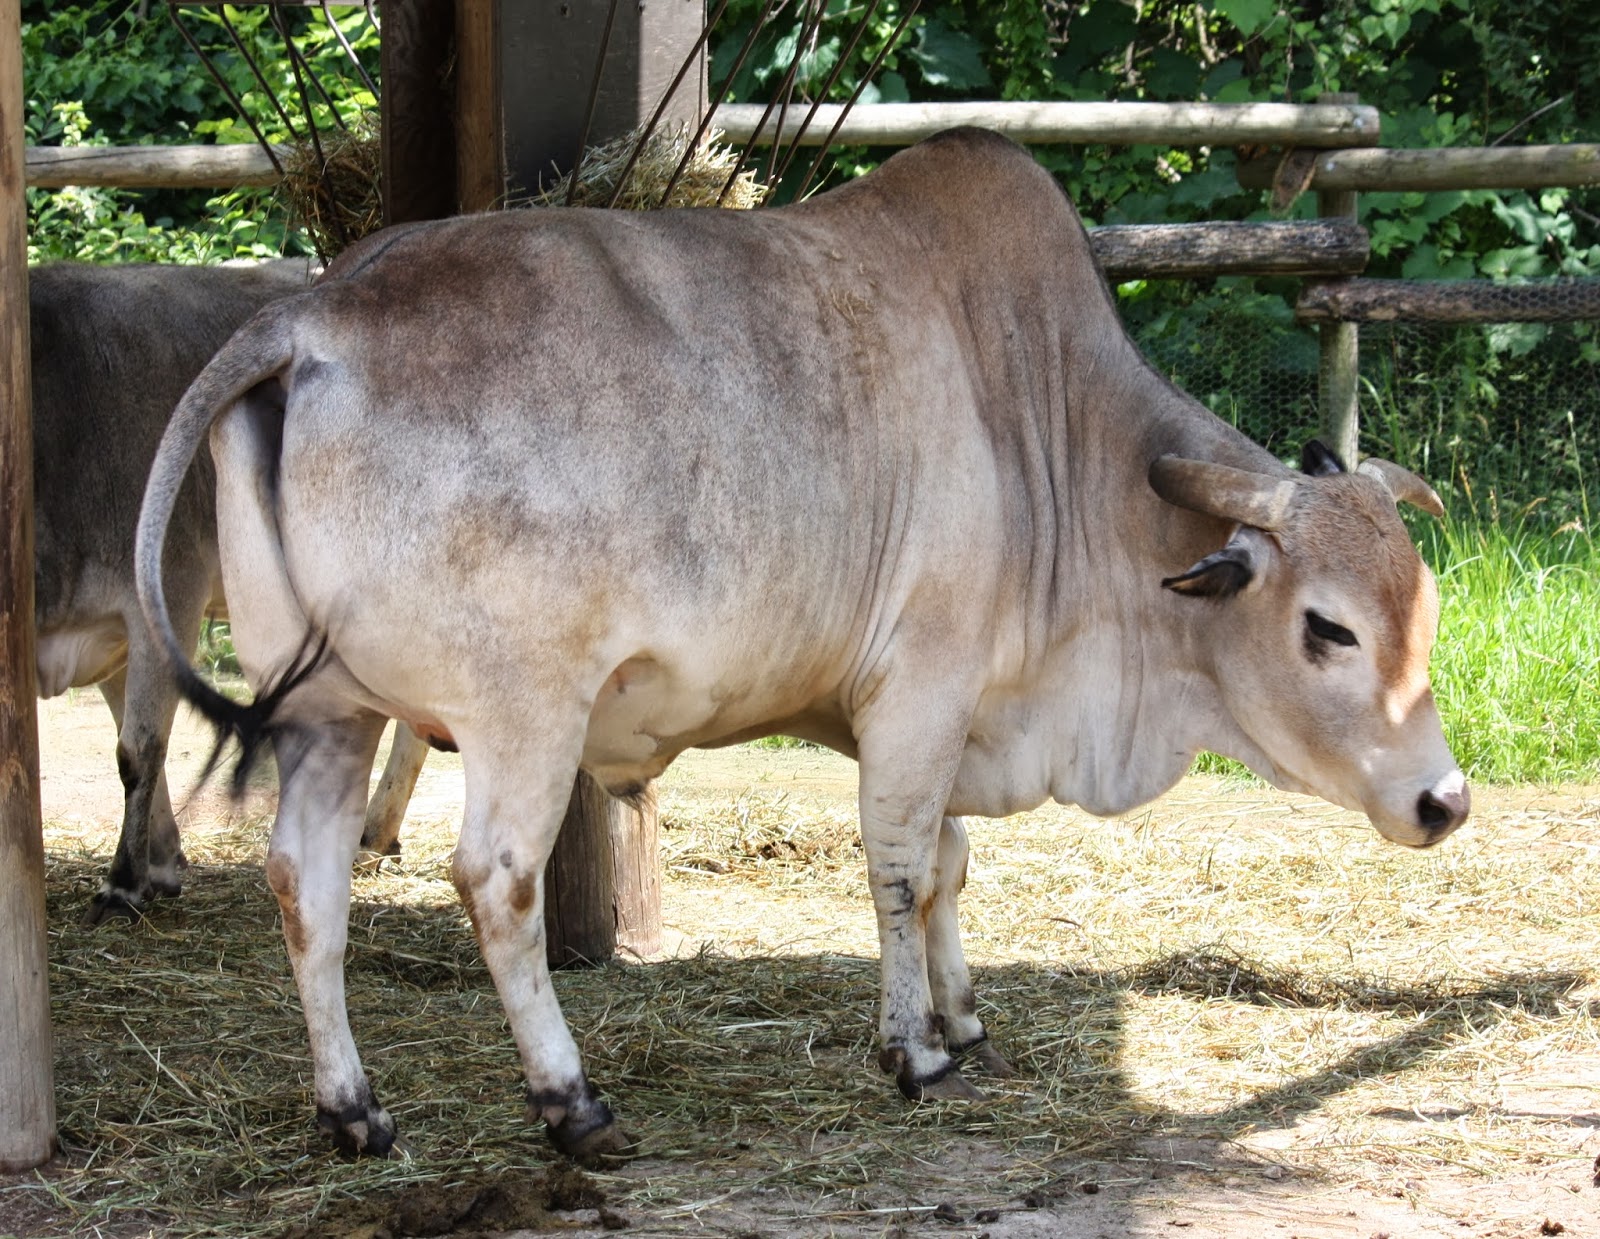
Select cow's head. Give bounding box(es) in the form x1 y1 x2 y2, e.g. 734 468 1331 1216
1149 442 1468 848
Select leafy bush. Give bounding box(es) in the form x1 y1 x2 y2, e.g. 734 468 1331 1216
23 1 377 264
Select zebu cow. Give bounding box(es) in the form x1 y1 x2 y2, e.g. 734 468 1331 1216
29 260 428 924
136 129 1468 1162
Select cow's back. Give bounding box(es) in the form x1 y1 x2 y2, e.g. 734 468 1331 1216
30 260 311 631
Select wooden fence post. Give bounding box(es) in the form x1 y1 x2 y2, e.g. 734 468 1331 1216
0 0 57 1174
1316 92 1362 465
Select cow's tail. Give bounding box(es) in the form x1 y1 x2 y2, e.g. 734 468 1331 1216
134 299 325 796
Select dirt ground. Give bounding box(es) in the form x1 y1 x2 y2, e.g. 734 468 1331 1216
14 690 1600 1239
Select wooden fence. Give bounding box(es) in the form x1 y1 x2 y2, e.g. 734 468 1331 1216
23 98 1600 461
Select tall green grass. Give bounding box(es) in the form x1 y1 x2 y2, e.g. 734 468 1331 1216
1424 517 1600 784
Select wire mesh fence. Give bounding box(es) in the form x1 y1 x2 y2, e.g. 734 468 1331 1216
1130 279 1599 528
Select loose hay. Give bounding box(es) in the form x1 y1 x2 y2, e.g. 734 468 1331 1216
10 742 1600 1236
277 112 384 263
526 126 771 212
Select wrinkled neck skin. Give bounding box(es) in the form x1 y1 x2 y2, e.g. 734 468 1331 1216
947 325 1291 822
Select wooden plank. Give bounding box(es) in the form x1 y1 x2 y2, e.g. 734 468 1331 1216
454 0 504 212
1297 277 1600 323
25 142 282 188
1238 144 1600 193
718 100 1382 148
0 0 57 1175
1090 219 1368 280
379 0 456 226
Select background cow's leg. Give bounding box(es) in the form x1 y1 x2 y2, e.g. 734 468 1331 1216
84 621 193 924
265 711 394 1158
451 735 627 1166
856 715 983 1102
926 815 1013 1078
357 721 428 858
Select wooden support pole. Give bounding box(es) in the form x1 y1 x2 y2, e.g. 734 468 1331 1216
379 0 457 226
544 777 662 966
0 0 57 1174
1316 94 1362 466
454 0 503 212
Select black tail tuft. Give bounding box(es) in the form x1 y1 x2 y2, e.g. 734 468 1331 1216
184 630 331 800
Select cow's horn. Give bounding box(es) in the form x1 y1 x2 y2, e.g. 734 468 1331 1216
1357 458 1445 517
1148 457 1297 531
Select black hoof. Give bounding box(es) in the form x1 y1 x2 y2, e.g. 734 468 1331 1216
530 1082 634 1167
81 888 145 927
879 1046 986 1101
952 1032 1016 1079
316 1088 398 1159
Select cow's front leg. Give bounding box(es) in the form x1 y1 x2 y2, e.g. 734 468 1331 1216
266 714 395 1157
451 738 628 1165
927 816 1013 1078
857 726 984 1102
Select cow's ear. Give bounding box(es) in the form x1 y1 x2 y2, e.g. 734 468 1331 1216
1163 539 1257 598
1300 439 1346 476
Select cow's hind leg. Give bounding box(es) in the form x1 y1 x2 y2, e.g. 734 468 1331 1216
357 721 428 859
927 816 1013 1078
451 734 627 1166
85 657 187 925
265 711 395 1157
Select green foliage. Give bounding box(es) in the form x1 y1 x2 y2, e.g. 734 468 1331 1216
1423 517 1600 783
23 1 378 264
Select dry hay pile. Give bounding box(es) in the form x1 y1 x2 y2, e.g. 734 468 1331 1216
277 120 768 264
528 126 771 211
10 739 1600 1236
277 111 383 263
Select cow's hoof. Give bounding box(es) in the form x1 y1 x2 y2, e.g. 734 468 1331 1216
531 1082 633 1167
550 1115 635 1168
355 839 402 872
316 1093 398 1159
81 888 145 927
881 1047 987 1102
956 1037 1016 1079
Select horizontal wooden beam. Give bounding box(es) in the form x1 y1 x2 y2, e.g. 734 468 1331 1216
717 101 1382 149
1090 219 1369 280
1296 277 1600 323
25 143 283 189
1238 144 1600 194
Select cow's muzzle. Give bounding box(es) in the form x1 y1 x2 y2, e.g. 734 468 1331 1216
1409 770 1470 846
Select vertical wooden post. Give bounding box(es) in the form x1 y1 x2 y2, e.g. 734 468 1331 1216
378 1 689 968
1317 92 1362 465
0 0 57 1174
379 0 457 226
454 0 504 212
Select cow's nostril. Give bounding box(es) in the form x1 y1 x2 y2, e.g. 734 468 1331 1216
1416 784 1470 835
1417 791 1451 831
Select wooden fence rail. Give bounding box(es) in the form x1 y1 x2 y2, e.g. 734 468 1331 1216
1297 277 1600 324
1238 144 1600 194
716 100 1381 148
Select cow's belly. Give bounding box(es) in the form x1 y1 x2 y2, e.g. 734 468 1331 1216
36 620 127 698
579 653 832 792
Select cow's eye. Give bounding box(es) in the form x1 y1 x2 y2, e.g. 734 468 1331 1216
1305 610 1358 648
